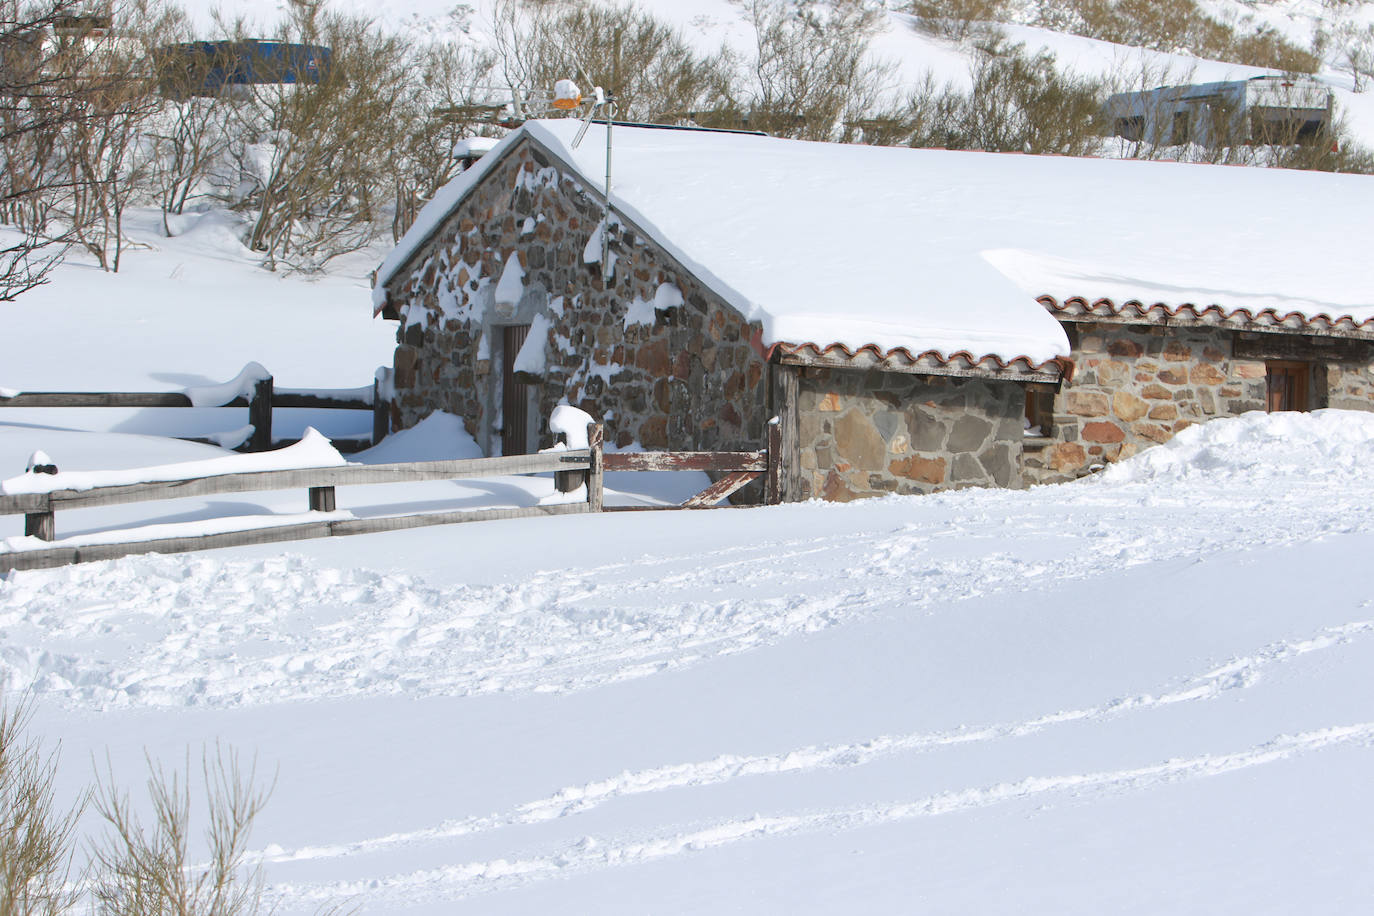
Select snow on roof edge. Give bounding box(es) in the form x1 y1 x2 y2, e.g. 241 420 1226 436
373 127 528 311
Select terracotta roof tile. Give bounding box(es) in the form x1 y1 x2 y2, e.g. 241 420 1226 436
1041 295 1374 337
766 341 1074 381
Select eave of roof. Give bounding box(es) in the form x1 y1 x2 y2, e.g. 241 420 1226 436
766 341 1072 384
1040 295 1374 340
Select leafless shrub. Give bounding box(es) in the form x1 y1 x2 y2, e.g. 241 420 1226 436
491 0 734 125
904 0 1008 42
219 4 412 271
141 12 235 234
389 41 498 241
734 0 894 141
0 694 84 916
1025 0 1317 72
900 41 1106 155
0 0 115 295
89 747 272 916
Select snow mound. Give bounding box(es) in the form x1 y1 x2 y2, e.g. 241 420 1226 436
352 411 482 465
1098 409 1374 484
0 428 345 496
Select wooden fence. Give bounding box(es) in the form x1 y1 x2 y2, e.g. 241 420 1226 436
0 370 390 453
0 422 781 573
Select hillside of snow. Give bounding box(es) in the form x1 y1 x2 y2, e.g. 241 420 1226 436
171 0 1374 149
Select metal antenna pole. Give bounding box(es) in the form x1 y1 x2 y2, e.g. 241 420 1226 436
601 98 616 285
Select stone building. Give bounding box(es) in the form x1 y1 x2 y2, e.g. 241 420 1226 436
373 119 1374 501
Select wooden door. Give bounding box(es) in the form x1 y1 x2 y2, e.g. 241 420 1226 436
501 324 531 455
1266 360 1309 412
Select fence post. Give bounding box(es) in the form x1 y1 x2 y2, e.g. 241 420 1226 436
372 370 390 446
308 486 336 512
24 508 54 541
587 422 604 512
248 376 273 452
765 417 782 506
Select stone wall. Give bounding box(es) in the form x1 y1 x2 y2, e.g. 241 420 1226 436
383 137 769 455
1023 321 1374 485
795 367 1026 500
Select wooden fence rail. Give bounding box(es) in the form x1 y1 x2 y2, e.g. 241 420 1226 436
0 421 780 573
0 370 391 453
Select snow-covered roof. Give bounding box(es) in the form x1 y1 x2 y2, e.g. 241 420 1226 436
379 119 1374 370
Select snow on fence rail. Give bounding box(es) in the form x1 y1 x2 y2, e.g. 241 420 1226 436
0 363 392 453
0 422 781 572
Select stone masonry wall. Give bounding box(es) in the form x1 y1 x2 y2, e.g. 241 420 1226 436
1024 321 1374 485
796 367 1026 500
383 137 769 455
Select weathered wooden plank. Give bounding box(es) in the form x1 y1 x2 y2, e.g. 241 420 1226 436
0 390 376 410
765 418 782 506
0 492 49 514
0 546 80 572
0 451 592 515
1233 333 1372 363
272 392 373 410
0 503 593 573
680 470 761 509
0 521 336 573
327 502 588 536
602 451 766 472
0 392 197 408
587 423 604 512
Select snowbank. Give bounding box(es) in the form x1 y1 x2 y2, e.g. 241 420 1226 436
351 412 483 465
0 428 345 496
1097 409 1374 484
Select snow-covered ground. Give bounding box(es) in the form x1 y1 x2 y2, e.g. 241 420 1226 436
6 3 1374 907
7 409 1374 913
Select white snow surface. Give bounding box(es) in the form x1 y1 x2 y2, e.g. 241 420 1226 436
548 404 597 449
382 119 1374 365
9 409 1374 914
183 362 272 408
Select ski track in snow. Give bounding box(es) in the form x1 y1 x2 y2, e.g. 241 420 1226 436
257 614 1374 868
270 722 1374 909
1 474 1369 711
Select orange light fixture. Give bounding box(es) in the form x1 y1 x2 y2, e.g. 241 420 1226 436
553 79 582 110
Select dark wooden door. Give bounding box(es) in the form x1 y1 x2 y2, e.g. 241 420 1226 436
501 324 531 455
1266 360 1309 412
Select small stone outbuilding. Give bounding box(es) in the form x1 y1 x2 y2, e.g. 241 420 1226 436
373 119 1374 501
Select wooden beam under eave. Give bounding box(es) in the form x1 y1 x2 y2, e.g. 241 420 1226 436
772 352 1064 384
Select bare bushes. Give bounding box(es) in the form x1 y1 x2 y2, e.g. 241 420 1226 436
1012 0 1319 72
895 42 1106 155
89 750 273 916
492 0 733 125
736 0 893 141
0 692 312 916
389 41 496 241
222 7 412 271
905 0 1008 41
0 699 83 916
